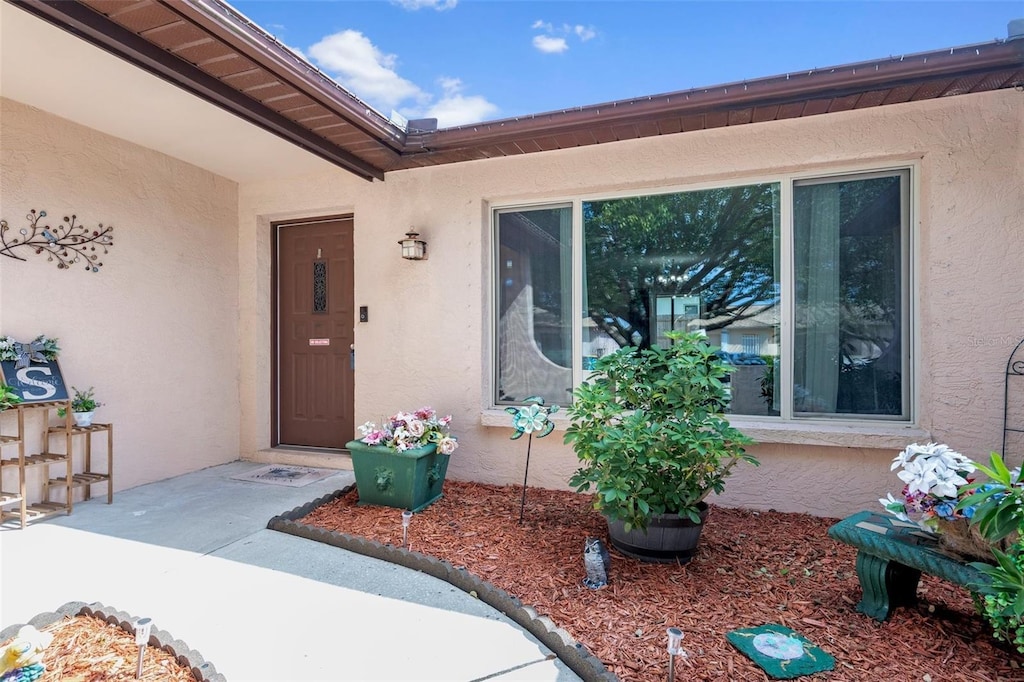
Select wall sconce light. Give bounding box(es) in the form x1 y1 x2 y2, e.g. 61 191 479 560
398 230 427 260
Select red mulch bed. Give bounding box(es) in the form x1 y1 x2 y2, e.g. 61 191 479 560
301 481 1022 681
0 615 197 681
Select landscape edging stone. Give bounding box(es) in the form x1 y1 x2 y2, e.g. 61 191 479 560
0 601 225 682
270 486 618 682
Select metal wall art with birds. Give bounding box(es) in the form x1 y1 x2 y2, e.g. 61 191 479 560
0 209 114 272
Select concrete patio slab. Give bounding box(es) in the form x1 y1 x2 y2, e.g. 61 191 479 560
0 461 583 681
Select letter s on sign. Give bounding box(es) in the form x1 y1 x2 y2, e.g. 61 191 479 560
16 366 57 400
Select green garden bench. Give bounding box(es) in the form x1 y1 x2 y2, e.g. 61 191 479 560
827 511 989 621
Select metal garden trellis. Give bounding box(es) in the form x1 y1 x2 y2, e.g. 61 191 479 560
1003 336 1024 460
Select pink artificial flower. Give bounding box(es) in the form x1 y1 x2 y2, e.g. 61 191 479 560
362 430 385 445
437 436 458 455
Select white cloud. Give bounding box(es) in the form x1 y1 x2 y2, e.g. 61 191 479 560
573 24 596 41
533 35 569 54
420 77 499 128
306 32 497 127
392 0 457 10
531 19 597 54
308 30 425 111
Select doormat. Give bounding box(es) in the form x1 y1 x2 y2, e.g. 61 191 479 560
230 465 339 488
725 624 835 679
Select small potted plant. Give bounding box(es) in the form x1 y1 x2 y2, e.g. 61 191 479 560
58 386 102 427
346 407 458 512
565 331 757 563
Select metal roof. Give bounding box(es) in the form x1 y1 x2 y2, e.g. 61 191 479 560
11 0 1024 180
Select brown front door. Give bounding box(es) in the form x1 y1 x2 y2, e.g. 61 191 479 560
276 218 354 448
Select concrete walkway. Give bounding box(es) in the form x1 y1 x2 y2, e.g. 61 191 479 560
0 461 583 681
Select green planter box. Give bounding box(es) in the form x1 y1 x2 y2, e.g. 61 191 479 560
345 440 450 512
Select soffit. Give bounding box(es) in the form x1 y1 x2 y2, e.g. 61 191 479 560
11 0 404 181
0 3 342 183
6 0 1024 181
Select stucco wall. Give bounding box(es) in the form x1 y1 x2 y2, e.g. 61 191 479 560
0 98 241 495
239 88 1023 518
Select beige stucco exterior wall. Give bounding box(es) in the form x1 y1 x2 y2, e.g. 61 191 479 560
0 98 241 495
240 88 1023 519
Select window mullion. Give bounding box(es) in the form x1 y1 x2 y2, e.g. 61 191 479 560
572 198 584 394
779 179 795 420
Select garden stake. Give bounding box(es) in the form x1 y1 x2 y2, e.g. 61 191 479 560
402 510 413 548
666 627 685 682
134 617 152 679
505 397 558 526
518 432 534 525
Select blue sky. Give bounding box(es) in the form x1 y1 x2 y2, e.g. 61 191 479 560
230 1 1021 128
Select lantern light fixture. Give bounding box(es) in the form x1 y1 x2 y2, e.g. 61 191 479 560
399 230 427 260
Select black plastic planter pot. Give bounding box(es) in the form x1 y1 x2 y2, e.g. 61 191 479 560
606 502 709 564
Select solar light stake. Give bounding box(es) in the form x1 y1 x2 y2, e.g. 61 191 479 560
518 431 534 525
666 627 684 682
402 510 413 548
135 617 152 679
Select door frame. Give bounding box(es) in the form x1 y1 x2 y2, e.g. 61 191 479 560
270 213 353 448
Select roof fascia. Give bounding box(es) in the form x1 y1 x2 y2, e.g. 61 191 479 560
11 0 385 181
169 0 407 152
422 39 1024 151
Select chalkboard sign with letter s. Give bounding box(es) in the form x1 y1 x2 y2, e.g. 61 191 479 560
0 359 69 404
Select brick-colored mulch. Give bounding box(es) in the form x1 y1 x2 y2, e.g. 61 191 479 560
302 480 1023 682
0 615 196 681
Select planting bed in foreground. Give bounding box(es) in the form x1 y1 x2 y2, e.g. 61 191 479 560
301 481 1022 682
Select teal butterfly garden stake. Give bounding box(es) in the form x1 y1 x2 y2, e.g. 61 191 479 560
506 396 559 525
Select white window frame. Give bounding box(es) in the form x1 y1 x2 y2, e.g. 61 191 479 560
489 162 918 429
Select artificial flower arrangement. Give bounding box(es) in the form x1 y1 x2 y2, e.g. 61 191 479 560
358 406 458 455
879 443 1024 653
880 443 1022 561
0 335 60 364
879 442 979 532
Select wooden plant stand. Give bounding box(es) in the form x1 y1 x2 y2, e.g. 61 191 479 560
45 422 113 505
0 401 73 528
828 511 989 621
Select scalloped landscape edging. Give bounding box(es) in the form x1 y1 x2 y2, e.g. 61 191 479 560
268 485 619 682
0 601 225 682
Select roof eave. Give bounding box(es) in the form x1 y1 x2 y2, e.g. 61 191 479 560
13 0 388 181
417 38 1024 153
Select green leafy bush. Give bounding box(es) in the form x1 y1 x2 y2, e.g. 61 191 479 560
960 452 1024 653
565 331 757 532
971 541 1024 654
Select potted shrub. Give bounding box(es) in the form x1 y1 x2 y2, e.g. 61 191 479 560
346 407 458 512
565 331 757 563
58 386 102 427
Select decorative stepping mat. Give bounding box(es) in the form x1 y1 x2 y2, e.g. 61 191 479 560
726 624 835 679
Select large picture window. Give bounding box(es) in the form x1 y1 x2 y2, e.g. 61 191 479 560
493 168 911 422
